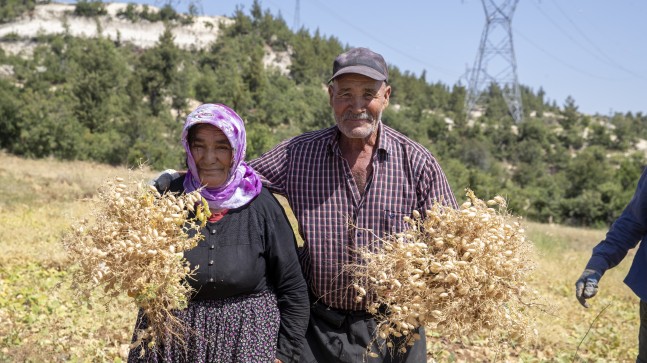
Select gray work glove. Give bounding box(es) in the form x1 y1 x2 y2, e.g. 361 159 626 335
149 169 179 192
575 269 602 308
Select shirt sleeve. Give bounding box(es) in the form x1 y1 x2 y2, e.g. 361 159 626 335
586 169 647 274
249 140 291 196
417 154 458 212
262 191 309 363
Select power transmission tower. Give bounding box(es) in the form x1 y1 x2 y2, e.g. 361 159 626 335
465 0 523 123
293 0 300 31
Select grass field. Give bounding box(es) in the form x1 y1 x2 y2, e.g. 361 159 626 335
0 151 640 362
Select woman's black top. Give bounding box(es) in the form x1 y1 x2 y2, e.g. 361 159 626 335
166 176 309 362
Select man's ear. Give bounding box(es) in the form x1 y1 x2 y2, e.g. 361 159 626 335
383 84 392 108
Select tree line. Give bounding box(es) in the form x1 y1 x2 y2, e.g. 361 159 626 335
1 0 647 227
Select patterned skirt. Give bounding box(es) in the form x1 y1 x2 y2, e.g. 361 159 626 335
127 290 280 363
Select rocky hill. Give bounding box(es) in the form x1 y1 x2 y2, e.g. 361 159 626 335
0 2 292 76
0 2 230 54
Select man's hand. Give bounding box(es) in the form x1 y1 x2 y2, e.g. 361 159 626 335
274 359 283 363
149 169 180 191
575 269 602 308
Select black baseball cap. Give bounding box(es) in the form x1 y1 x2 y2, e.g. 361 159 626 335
329 47 388 83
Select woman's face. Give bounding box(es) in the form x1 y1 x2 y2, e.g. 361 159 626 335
189 124 233 187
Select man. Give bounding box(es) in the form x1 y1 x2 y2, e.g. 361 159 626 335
248 47 457 363
155 47 457 362
575 169 647 362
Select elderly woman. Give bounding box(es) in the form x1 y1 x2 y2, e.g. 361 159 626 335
128 104 309 363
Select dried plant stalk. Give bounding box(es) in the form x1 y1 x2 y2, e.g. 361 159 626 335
351 189 537 355
62 174 209 351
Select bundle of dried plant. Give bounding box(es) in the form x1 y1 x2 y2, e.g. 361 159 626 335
351 189 537 356
62 174 210 351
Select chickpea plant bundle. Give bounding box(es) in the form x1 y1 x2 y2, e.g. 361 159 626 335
352 189 536 355
62 175 210 350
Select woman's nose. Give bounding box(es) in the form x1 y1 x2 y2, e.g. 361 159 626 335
202 148 219 163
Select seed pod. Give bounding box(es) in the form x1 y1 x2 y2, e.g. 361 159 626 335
444 273 459 283
358 286 366 296
429 262 442 273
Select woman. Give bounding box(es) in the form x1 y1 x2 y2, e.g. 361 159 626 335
128 104 309 363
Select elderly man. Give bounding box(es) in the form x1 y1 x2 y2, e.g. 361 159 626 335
249 47 457 363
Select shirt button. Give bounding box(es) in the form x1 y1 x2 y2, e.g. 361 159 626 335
211 229 216 235
208 260 214 266
210 245 215 250
209 278 214 282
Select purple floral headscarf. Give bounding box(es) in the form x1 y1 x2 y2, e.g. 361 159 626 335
182 103 262 210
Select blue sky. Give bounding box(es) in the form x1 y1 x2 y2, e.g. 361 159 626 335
103 1 647 116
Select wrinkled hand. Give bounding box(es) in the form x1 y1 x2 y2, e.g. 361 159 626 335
149 169 180 192
575 269 602 308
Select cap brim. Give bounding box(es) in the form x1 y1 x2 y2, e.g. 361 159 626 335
329 65 387 83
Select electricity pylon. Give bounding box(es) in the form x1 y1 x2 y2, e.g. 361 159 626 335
465 0 523 123
293 0 300 31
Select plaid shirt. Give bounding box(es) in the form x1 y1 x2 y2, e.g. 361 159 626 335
249 124 457 311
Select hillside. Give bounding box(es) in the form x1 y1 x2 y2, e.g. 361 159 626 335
0 1 646 228
0 2 293 74
0 3 228 52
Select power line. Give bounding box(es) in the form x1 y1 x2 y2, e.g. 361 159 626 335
533 0 645 80
513 29 623 81
308 0 457 79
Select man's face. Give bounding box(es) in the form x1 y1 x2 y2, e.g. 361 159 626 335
328 74 391 140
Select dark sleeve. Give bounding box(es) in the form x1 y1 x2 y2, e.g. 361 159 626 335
261 191 309 363
586 169 647 274
249 140 290 196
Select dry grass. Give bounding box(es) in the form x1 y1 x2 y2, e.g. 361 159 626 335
0 151 138 266
0 152 640 362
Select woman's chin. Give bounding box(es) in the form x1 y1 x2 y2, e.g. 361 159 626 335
199 175 226 188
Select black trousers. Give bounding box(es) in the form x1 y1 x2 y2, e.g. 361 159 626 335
299 300 427 363
639 300 647 363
